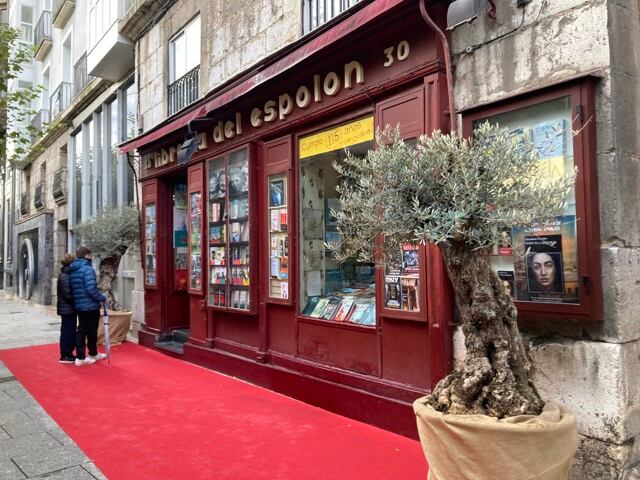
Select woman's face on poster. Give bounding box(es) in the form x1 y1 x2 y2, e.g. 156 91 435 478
531 252 556 288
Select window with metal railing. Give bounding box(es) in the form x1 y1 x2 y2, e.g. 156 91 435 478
50 82 72 118
52 167 68 205
73 53 94 97
33 183 45 209
168 65 199 116
34 10 52 49
302 0 362 34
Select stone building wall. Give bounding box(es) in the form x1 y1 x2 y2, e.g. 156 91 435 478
451 0 640 477
137 0 300 132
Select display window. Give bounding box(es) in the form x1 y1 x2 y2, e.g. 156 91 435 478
144 203 157 286
298 117 377 326
463 79 601 320
207 147 253 311
188 191 203 291
173 184 188 290
268 173 289 299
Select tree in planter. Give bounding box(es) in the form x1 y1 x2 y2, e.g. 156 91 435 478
330 123 575 418
74 205 140 310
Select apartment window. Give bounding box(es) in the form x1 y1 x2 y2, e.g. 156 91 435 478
168 16 200 115
72 132 82 224
302 0 362 34
20 5 33 43
41 67 50 111
89 0 117 48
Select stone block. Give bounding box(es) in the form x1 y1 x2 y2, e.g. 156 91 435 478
11 445 86 477
530 338 640 444
571 435 633 480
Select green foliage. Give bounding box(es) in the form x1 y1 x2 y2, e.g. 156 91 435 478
0 25 51 166
330 123 575 265
75 205 140 259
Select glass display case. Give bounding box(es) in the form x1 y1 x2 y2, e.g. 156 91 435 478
268 173 289 300
144 203 157 285
207 148 252 311
189 191 203 291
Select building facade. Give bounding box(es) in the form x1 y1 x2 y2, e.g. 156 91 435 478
4 0 144 327
117 0 639 478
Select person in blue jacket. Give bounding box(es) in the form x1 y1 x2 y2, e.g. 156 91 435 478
57 253 77 363
69 246 107 366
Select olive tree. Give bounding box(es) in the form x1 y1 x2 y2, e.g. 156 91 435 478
74 205 140 310
331 124 575 418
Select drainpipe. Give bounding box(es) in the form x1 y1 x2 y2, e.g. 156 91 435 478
419 0 456 134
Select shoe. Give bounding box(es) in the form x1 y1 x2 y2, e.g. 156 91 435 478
88 353 108 362
59 356 76 364
75 357 96 366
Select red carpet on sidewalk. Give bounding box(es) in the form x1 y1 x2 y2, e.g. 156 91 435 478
0 343 428 480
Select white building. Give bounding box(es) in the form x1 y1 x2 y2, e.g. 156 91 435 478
4 0 143 328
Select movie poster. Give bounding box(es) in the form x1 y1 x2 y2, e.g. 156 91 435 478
512 215 578 304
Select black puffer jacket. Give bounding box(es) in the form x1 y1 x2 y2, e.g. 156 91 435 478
57 266 75 315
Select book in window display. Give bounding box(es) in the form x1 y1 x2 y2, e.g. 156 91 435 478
145 203 157 285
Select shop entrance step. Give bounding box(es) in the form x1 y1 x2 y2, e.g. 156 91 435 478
154 329 190 358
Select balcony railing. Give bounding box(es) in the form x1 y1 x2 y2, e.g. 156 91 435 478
73 53 94 97
30 109 50 144
20 193 30 216
52 0 75 28
34 182 45 210
302 0 362 34
34 11 52 60
168 65 199 116
52 167 67 205
50 82 72 118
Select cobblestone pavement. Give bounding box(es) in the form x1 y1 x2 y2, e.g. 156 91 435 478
0 294 107 480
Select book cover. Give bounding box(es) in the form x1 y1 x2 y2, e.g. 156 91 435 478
334 300 354 321
270 257 280 277
279 256 288 280
400 277 419 311
402 244 420 274
310 298 330 318
524 234 565 295
270 210 280 232
349 302 370 323
280 208 288 232
302 296 320 315
385 276 401 309
533 120 565 159
359 302 376 325
321 298 341 320
281 282 289 299
497 270 515 299
231 222 241 242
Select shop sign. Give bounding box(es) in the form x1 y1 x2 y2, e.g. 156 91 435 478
299 116 374 159
145 41 412 170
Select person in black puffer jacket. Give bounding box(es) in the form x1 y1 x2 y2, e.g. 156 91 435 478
57 253 77 364
69 246 107 366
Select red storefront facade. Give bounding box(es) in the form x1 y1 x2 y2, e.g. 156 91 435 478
126 2 454 437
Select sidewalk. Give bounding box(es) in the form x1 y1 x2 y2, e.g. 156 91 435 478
0 294 107 479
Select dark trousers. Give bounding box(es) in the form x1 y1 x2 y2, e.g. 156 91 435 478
59 313 77 358
76 310 100 359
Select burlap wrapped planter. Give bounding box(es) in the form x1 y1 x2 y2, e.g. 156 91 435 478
97 310 132 346
413 397 578 480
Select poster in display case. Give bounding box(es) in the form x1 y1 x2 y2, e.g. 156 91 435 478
268 174 289 300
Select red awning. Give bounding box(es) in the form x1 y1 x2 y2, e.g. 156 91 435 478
119 0 410 154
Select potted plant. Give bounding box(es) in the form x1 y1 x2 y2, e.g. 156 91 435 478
75 205 140 344
330 124 579 479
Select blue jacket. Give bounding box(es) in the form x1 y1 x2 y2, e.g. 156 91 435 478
69 258 107 312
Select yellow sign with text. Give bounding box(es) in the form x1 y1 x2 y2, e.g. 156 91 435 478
299 116 374 159
536 156 565 187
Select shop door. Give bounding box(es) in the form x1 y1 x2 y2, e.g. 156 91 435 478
165 175 190 332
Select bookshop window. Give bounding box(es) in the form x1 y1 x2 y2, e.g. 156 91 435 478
144 203 157 285
268 173 289 299
299 117 376 325
478 96 579 305
207 148 251 311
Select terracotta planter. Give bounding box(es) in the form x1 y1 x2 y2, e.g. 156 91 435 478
413 397 578 480
97 310 132 346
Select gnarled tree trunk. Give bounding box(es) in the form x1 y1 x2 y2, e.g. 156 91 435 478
426 241 544 418
98 254 122 310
